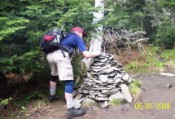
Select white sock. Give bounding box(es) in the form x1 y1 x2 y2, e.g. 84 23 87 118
65 92 74 109
50 87 56 96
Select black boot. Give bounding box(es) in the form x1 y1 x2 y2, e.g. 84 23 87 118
68 107 86 119
48 95 61 102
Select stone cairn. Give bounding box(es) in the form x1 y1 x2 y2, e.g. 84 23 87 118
74 53 133 108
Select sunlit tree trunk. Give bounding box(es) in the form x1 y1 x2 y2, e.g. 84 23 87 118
83 0 104 68
89 0 104 52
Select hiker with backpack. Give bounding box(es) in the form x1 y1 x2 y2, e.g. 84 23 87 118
40 27 101 118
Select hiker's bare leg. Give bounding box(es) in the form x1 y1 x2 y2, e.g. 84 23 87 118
48 76 60 102
64 80 86 118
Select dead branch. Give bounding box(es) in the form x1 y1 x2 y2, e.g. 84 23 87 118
102 29 149 54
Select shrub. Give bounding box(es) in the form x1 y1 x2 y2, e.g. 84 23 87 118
156 23 175 49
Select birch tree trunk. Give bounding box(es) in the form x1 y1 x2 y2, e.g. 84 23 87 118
89 0 104 52
82 0 104 68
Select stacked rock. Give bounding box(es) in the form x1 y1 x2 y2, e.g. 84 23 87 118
74 53 132 108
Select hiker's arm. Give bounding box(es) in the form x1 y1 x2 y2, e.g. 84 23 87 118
82 51 101 58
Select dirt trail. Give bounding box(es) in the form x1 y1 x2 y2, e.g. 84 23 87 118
23 68 175 119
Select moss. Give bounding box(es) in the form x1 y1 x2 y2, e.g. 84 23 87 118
124 46 167 73
129 79 142 99
109 99 124 106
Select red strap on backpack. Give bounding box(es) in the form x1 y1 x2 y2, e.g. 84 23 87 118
44 35 54 42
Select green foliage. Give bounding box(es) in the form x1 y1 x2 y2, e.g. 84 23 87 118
157 0 175 7
160 49 175 61
21 106 27 112
110 99 124 106
0 50 46 73
71 53 86 85
0 0 96 76
56 82 65 95
156 23 175 49
144 46 164 67
146 1 175 48
0 98 12 105
0 17 29 41
129 79 141 97
125 46 175 73
126 62 138 70
125 46 165 73
104 0 130 29
13 90 45 108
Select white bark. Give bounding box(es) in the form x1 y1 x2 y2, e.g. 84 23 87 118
82 0 104 68
89 0 104 52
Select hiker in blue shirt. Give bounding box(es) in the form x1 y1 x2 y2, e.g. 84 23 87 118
61 32 87 55
46 27 101 118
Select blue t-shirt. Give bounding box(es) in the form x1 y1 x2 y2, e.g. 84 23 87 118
61 33 87 53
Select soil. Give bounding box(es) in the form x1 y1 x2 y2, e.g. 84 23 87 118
21 68 175 119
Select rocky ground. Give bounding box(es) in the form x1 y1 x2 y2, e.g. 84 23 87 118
21 66 175 119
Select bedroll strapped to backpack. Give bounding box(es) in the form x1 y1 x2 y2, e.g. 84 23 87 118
40 28 68 55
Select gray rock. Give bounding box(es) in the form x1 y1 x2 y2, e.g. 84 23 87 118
115 74 123 78
112 67 120 71
86 82 93 86
161 83 175 89
89 90 96 93
120 84 132 102
101 83 108 86
160 72 175 77
98 75 108 82
108 73 116 78
96 94 107 97
74 93 83 100
82 90 89 94
107 85 116 89
89 92 101 95
87 94 95 99
99 101 109 108
92 85 100 88
127 78 132 83
102 68 114 74
91 62 106 66
91 72 100 75
93 79 102 84
91 67 102 72
94 97 109 101
98 58 109 63
122 73 130 81
101 89 119 96
87 72 92 78
109 92 124 102
77 53 132 107
107 79 115 84
91 87 112 91
114 78 122 84
82 98 96 106
109 56 115 60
